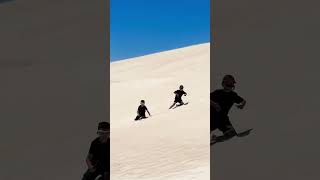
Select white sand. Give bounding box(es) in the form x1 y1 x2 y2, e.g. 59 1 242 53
111 43 210 180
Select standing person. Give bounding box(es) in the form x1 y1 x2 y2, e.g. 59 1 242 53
211 75 246 142
82 122 110 180
135 100 151 120
169 85 187 109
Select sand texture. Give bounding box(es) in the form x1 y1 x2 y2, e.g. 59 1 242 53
111 43 210 180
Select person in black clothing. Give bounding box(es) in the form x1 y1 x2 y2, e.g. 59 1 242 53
169 85 187 109
82 122 110 180
135 100 151 120
211 75 246 142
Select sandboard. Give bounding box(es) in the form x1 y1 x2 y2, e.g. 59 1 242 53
134 116 149 121
172 102 189 109
211 128 253 145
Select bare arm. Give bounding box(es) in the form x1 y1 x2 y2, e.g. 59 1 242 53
146 108 151 116
211 100 221 112
236 100 246 109
86 154 95 170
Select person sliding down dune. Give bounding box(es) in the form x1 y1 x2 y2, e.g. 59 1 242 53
210 75 246 143
169 85 187 109
135 100 151 120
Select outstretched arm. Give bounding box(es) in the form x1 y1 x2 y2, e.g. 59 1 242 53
146 108 151 116
236 100 246 109
86 154 95 171
211 100 221 112
234 93 246 109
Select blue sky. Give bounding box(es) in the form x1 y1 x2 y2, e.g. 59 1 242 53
110 0 210 61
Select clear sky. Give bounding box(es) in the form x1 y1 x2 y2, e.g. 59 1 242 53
110 0 210 61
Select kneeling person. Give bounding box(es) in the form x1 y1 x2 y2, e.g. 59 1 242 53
135 100 151 120
82 122 110 180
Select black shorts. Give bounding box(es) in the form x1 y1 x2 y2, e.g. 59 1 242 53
174 98 183 104
135 115 146 120
210 110 233 133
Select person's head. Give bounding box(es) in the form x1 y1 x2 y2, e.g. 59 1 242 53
97 121 110 140
222 75 236 91
140 100 145 106
179 85 184 90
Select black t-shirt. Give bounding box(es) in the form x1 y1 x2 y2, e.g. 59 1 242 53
88 137 110 172
137 105 148 116
174 90 187 100
211 89 244 115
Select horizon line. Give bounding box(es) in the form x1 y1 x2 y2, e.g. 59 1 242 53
110 41 210 63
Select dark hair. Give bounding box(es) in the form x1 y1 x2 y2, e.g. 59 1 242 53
98 121 110 130
222 75 236 87
140 100 145 103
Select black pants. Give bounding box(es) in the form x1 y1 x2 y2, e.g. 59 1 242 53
174 98 183 104
82 169 109 180
135 115 146 120
211 110 233 134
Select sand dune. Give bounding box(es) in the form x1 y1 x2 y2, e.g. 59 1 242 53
111 43 210 180
212 0 320 179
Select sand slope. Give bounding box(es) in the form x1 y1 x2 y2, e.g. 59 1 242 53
212 0 320 179
111 43 210 180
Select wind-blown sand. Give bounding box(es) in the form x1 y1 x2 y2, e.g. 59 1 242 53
212 0 320 179
111 43 210 180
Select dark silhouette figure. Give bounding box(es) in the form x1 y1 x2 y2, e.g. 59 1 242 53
135 100 151 120
211 75 247 143
82 122 110 180
169 85 187 109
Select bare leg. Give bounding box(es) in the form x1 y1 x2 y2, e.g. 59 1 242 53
134 115 141 120
177 101 184 106
223 127 237 139
169 102 176 109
